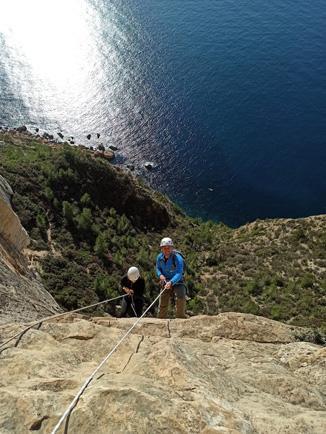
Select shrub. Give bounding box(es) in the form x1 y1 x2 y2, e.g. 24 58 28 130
80 192 92 207
94 233 109 258
300 273 314 289
75 208 93 232
62 201 75 223
245 279 263 297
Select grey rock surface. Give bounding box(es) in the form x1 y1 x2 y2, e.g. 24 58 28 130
0 314 324 434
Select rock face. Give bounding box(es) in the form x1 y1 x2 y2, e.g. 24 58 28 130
0 175 61 323
0 314 324 433
0 174 29 253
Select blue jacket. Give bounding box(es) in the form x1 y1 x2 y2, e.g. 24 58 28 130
156 252 184 285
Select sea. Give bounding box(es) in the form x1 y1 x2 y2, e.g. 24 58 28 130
1 0 326 227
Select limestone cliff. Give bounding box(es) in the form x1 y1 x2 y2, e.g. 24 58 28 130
0 174 29 271
0 314 324 433
0 175 61 323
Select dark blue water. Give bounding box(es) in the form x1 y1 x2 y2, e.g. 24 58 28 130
1 0 326 226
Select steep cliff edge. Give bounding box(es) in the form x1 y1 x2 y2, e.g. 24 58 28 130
0 175 29 252
0 174 61 323
0 174 29 272
0 314 324 433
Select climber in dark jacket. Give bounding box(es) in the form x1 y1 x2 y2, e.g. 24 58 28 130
120 267 145 317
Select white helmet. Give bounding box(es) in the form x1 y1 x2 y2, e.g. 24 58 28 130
127 266 140 282
160 237 174 247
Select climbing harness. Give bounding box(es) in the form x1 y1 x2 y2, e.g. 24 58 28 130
50 286 167 434
0 294 128 351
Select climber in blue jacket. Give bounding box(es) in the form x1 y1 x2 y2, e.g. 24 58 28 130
156 237 186 318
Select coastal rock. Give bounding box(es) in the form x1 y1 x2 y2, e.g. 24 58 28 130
42 132 54 141
93 150 115 161
104 151 114 160
109 145 118 151
96 133 100 138
15 125 27 133
144 161 154 170
0 314 324 433
87 134 91 140
57 132 64 139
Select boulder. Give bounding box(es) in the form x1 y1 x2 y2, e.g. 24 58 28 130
104 150 115 161
144 162 154 170
42 132 54 141
16 125 27 133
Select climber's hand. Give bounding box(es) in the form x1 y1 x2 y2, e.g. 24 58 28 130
164 281 172 290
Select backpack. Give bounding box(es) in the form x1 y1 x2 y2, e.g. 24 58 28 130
171 250 191 298
171 250 187 276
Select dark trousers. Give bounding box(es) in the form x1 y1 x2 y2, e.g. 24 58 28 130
120 296 143 317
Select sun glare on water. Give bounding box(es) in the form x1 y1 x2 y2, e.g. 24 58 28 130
0 0 162 162
0 0 107 130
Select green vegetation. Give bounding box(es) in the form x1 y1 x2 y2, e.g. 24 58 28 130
0 131 325 331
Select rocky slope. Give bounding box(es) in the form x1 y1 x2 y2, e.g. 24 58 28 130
0 174 61 323
200 214 326 328
0 313 325 433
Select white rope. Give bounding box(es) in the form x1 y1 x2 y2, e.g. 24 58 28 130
50 286 166 434
0 294 127 350
130 295 138 317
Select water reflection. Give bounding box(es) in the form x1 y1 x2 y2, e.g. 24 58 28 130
0 0 157 146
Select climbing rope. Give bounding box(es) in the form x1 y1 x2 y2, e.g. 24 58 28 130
50 286 166 434
130 295 138 317
0 294 128 351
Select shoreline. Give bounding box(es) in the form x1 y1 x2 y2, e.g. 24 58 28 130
1 124 325 228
